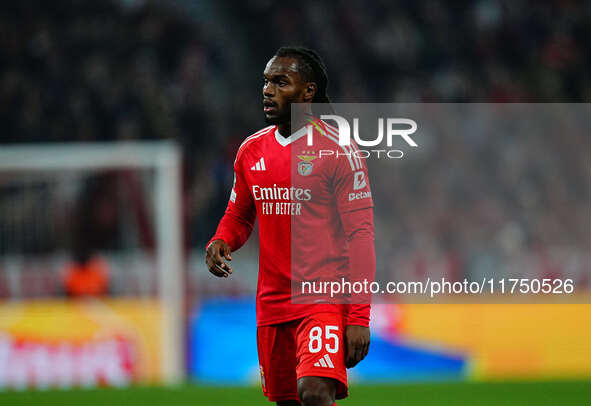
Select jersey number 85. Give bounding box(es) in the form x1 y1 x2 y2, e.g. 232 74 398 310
308 325 339 354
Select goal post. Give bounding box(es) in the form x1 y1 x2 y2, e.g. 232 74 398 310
0 141 184 386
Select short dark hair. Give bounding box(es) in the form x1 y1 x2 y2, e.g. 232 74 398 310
275 46 331 104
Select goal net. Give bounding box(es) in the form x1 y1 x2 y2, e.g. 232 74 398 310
0 142 183 389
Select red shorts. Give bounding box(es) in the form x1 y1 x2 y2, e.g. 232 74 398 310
257 312 348 402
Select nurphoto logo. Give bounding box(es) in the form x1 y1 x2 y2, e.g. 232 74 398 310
306 115 419 159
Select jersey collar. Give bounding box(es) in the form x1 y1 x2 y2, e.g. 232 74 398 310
275 126 308 147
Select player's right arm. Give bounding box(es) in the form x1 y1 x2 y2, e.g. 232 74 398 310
206 156 256 278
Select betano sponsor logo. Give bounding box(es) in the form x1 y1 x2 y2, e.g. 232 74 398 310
349 191 372 202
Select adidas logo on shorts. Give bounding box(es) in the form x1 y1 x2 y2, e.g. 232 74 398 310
313 354 335 369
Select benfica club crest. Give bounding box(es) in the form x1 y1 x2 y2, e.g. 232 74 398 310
297 152 317 176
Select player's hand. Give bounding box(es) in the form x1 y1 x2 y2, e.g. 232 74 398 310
344 325 370 368
205 239 233 278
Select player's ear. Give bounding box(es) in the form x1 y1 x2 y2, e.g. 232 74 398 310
303 82 317 102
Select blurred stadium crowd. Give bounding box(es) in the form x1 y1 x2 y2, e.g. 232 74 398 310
0 0 590 297
372 105 591 288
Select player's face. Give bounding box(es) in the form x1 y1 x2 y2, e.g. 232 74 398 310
263 56 309 125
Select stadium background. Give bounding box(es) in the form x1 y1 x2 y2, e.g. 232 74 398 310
1 0 591 405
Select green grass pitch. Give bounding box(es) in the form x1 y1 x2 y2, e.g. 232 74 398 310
1 381 589 405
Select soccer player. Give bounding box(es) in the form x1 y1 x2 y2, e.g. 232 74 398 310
206 46 375 406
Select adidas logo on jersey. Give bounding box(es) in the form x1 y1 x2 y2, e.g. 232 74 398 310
313 354 335 369
250 157 266 171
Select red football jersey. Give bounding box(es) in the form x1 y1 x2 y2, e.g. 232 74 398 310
210 120 374 326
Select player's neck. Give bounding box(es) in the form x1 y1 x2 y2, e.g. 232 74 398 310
277 123 291 138
277 114 312 138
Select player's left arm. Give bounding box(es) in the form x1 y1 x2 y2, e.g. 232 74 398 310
341 207 375 368
331 143 376 368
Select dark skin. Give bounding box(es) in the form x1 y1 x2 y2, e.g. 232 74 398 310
262 56 315 135
206 56 370 406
